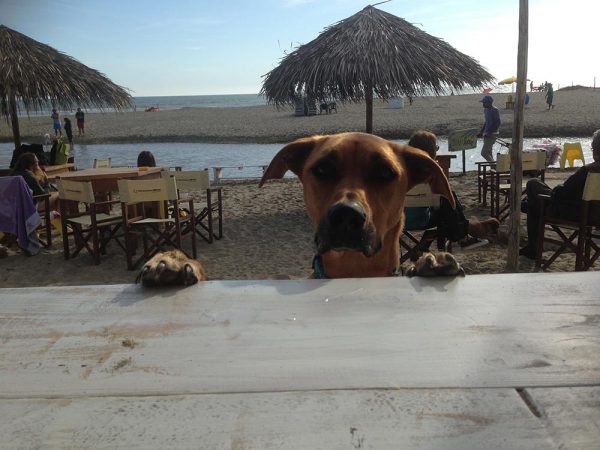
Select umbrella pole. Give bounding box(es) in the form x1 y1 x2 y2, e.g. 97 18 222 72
365 84 373 134
8 93 21 149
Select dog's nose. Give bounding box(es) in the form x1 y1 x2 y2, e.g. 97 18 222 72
327 202 366 236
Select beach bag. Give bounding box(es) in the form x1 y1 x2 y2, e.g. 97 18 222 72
50 139 70 165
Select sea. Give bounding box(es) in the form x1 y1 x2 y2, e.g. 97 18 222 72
3 93 593 177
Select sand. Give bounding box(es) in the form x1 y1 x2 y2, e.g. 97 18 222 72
1 88 598 287
2 87 600 145
0 168 596 288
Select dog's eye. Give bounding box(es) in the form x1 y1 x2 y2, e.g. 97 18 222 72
311 160 337 181
369 164 397 183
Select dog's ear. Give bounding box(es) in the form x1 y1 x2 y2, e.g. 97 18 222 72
259 136 321 187
393 144 456 209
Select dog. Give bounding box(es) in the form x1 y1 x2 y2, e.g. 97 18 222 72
259 132 456 278
404 252 465 277
136 250 207 287
468 217 500 238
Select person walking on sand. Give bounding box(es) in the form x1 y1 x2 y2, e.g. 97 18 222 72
63 117 73 146
51 109 61 137
75 108 85 136
477 95 501 162
545 83 554 109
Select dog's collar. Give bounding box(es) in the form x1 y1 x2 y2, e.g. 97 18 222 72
312 254 401 278
312 254 329 279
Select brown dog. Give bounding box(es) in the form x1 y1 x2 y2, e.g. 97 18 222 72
259 132 455 278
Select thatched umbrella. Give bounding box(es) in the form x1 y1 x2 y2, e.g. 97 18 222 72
0 25 132 149
261 5 494 133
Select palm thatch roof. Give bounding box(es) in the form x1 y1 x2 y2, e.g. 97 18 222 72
0 25 132 148
261 5 494 132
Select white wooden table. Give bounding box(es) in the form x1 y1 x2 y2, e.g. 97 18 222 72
1 273 599 449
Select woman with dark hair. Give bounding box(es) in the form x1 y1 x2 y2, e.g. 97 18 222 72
137 151 156 167
11 152 59 212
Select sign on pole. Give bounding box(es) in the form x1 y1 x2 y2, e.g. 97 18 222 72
448 128 479 174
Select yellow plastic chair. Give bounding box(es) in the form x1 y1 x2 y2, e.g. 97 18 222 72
560 142 585 169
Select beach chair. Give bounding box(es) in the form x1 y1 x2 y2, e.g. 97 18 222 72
489 151 546 222
57 179 124 265
168 169 223 243
560 142 585 169
400 184 449 263
118 177 197 270
93 158 112 168
535 172 600 271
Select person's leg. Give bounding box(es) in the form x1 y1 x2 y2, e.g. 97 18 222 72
481 136 496 162
521 178 552 258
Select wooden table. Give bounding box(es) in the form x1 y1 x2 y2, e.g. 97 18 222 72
1 273 599 448
44 163 76 180
56 167 163 192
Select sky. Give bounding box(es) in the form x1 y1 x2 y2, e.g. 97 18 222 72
2 0 598 96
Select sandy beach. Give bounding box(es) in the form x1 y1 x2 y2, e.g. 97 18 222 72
2 88 600 145
1 88 599 287
0 168 596 288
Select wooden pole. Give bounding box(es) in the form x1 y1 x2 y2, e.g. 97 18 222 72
8 92 21 150
506 0 528 272
365 82 373 134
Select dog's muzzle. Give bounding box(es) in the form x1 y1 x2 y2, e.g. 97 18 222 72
315 201 380 256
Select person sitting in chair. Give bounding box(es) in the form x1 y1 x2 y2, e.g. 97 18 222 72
11 152 59 212
520 129 600 259
137 150 156 167
404 130 499 251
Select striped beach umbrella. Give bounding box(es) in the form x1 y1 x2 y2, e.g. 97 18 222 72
0 25 132 150
261 5 494 133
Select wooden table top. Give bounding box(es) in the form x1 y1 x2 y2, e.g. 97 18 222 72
57 166 163 181
1 272 598 448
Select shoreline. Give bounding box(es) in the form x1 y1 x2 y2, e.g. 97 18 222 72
2 88 599 146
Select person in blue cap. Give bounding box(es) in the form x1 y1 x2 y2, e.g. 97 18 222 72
477 95 501 162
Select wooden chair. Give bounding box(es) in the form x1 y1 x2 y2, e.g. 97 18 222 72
57 179 124 265
33 192 52 247
93 158 112 168
400 184 449 263
535 172 600 271
490 151 546 222
169 170 223 243
118 177 197 270
476 161 495 205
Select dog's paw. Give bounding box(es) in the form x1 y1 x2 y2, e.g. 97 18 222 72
405 252 465 277
136 250 207 287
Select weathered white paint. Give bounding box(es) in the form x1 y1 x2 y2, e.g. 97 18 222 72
1 273 598 398
1 273 598 448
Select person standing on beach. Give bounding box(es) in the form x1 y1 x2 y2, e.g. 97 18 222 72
51 109 61 137
477 95 501 162
545 83 554 109
75 108 85 136
63 117 73 146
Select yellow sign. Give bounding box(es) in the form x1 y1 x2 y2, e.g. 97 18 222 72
448 128 479 152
